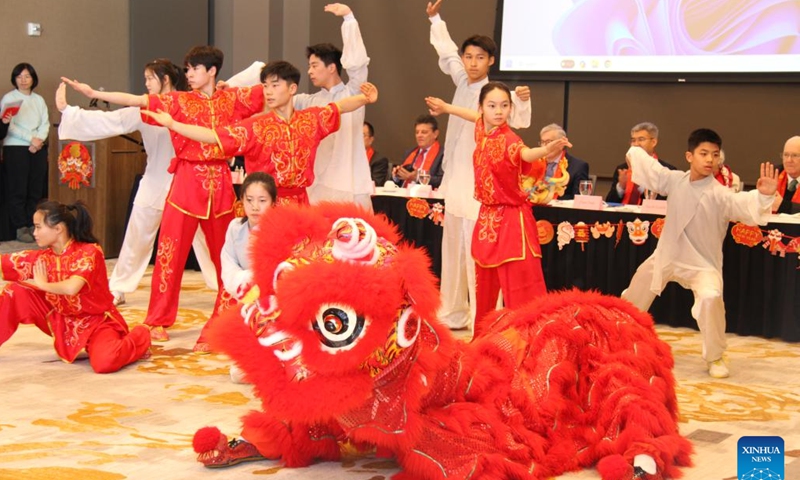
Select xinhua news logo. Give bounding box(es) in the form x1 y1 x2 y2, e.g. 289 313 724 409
738 436 784 480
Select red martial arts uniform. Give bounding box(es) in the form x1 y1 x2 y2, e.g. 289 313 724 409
215 103 341 206
471 118 546 335
141 87 264 329
0 241 151 373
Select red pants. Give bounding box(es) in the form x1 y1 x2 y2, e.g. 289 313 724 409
144 202 233 329
474 255 546 337
0 283 151 373
197 287 238 345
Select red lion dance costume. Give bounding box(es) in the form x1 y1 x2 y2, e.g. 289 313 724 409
193 203 693 479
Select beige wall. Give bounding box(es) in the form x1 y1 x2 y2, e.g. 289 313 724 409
0 0 130 124
213 0 270 81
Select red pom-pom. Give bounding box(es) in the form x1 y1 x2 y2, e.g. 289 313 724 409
596 454 634 480
193 426 224 453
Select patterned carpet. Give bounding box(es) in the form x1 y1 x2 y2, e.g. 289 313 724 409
1 261 798 480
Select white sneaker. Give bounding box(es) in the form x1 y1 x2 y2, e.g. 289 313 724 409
707 357 729 378
112 291 126 306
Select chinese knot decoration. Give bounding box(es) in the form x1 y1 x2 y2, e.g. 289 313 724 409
58 142 93 190
533 217 800 268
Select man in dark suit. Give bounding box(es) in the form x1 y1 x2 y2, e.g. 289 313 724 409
607 122 676 204
774 136 800 213
392 114 445 188
539 123 588 200
363 121 389 185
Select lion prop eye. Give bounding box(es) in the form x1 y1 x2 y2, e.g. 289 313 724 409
312 304 366 352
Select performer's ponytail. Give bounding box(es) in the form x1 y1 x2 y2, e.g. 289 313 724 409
145 58 188 92
36 200 99 244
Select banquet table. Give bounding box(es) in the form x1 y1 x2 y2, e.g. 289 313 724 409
371 193 800 342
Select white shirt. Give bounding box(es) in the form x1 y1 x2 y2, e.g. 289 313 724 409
294 14 373 200
220 217 254 298
628 146 773 293
2 89 49 147
58 105 172 210
430 14 532 220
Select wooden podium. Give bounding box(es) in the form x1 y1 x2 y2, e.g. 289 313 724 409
48 129 147 258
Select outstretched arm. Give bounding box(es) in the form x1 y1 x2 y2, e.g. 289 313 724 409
222 61 267 89
727 162 778 225
335 82 378 114
326 4 369 88
426 0 443 17
426 96 479 123
140 110 217 145
427 0 467 86
509 86 532 129
61 77 148 108
520 138 572 163
57 82 145 141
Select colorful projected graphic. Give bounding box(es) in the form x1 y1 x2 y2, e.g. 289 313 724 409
500 0 800 73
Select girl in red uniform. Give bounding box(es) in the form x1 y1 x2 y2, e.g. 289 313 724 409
427 82 571 335
0 201 151 373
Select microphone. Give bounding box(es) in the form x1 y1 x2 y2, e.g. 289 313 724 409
88 87 110 110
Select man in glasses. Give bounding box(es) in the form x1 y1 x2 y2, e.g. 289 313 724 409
773 136 800 213
538 123 588 200
606 122 676 204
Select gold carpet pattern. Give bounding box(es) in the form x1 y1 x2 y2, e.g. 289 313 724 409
1 262 798 480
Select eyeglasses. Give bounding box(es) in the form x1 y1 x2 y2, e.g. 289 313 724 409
782 152 800 161
15 74 32 80
538 139 554 147
630 136 653 143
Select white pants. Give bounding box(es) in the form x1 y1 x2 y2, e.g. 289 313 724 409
438 212 477 329
108 204 218 293
622 256 727 362
307 183 373 212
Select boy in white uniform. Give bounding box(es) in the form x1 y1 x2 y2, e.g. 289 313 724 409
622 128 778 378
426 0 532 330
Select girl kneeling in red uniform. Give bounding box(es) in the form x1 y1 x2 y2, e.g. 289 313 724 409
0 200 151 373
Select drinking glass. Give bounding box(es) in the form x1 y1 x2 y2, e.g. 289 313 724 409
418 169 431 186
579 179 593 196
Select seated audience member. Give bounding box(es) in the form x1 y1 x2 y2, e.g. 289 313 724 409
713 149 742 192
607 122 676 204
363 121 389 186
774 135 800 214
392 114 444 188
539 123 588 200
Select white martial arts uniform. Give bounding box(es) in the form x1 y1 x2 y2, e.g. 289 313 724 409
294 13 373 211
622 146 774 362
429 14 532 329
58 106 218 293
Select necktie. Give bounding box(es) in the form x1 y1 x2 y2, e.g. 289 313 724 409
789 179 798 191
413 149 425 169
403 149 426 187
545 161 557 179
